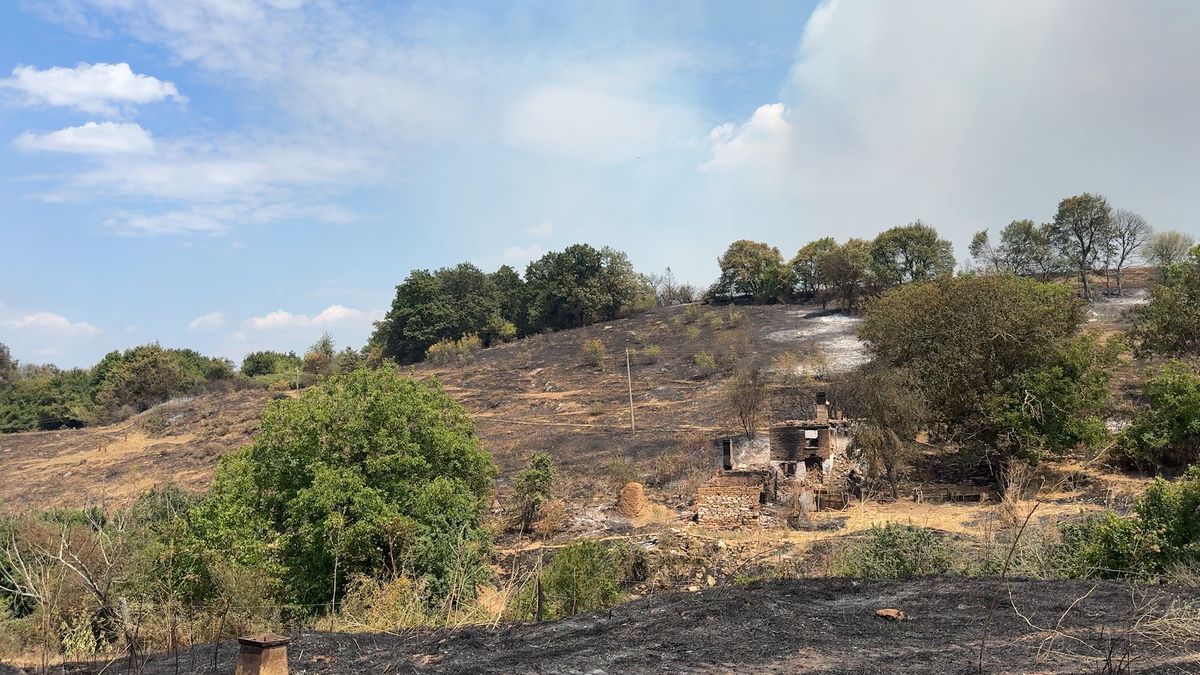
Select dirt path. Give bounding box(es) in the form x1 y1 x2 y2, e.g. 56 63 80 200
73 578 1200 674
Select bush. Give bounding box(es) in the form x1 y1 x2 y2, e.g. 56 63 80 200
830 523 955 578
1056 466 1200 579
581 338 607 369
637 345 662 365
196 367 495 607
682 305 704 324
426 334 484 364
518 540 641 620
511 453 555 535
1119 360 1200 467
693 352 718 378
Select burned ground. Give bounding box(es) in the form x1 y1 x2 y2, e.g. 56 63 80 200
60 578 1200 674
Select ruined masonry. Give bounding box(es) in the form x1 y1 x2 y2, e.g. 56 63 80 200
696 392 859 528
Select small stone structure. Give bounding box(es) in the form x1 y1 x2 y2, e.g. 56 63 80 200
695 470 775 528
236 633 290 675
697 392 860 528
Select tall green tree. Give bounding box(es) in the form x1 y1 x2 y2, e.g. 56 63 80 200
869 222 955 287
1144 230 1196 269
711 240 788 303
372 264 501 364
0 343 15 386
820 238 873 309
1048 193 1113 300
790 237 838 304
523 244 650 331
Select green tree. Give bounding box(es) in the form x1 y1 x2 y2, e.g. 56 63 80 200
999 219 1060 280
197 367 495 607
372 264 501 364
869 222 955 287
820 238 873 309
333 346 364 374
93 344 205 413
790 237 838 304
1119 360 1200 467
303 332 336 376
1048 193 1113 300
859 275 1114 475
711 240 788 303
839 365 927 499
0 343 16 386
490 265 529 333
241 350 287 377
511 453 556 534
1130 249 1200 356
1144 230 1196 270
523 244 651 331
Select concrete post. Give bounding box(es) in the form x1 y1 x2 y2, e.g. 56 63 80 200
235 634 290 675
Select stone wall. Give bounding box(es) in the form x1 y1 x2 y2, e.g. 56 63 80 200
696 484 761 528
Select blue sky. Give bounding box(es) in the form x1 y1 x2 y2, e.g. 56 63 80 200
2 1 1199 368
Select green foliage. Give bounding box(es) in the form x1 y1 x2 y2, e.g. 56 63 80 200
1120 360 1200 467
1058 467 1200 579
1047 192 1113 300
693 352 718 377
372 264 503 364
869 222 955 287
710 240 788 303
1144 230 1196 269
790 237 838 302
93 344 215 414
426 334 483 365
302 333 336 376
520 540 639 619
512 453 556 534
1130 249 1200 357
860 275 1113 471
581 338 607 369
524 244 652 332
820 238 873 309
241 350 300 377
0 367 96 431
0 343 16 387
636 345 662 365
830 523 955 578
197 367 495 607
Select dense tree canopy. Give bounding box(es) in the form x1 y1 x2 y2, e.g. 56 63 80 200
710 240 788 303
523 244 651 332
859 275 1113 472
198 367 495 605
868 222 955 287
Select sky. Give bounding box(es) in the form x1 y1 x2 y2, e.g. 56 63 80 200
1 0 1199 369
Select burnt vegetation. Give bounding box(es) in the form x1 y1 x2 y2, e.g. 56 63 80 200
3 193 1200 672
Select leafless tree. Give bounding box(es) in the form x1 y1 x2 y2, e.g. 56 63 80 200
1105 209 1152 296
723 368 767 439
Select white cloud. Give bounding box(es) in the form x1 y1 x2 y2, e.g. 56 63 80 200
525 221 555 237
14 121 154 154
700 103 792 172
1 311 101 336
188 311 225 331
1 62 184 115
700 0 1200 246
245 304 367 330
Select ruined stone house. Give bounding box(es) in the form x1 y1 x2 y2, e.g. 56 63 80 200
696 392 859 527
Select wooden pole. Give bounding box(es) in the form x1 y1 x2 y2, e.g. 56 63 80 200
625 348 635 433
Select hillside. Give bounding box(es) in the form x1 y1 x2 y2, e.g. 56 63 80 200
0 303 866 511
0 280 1152 513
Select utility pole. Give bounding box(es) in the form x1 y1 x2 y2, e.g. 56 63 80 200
625 348 635 433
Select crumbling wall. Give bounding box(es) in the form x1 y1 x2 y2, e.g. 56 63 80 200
731 435 770 468
696 485 761 528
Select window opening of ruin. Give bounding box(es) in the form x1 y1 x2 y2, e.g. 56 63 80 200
721 439 733 470
804 456 822 473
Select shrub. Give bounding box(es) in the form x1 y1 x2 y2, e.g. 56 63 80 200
518 540 641 620
337 575 428 629
685 326 702 341
637 345 662 365
703 312 724 329
683 305 704 324
426 334 484 364
1056 466 1200 579
581 338 607 369
511 453 555 535
1119 360 1200 467
693 352 718 378
830 523 955 578
726 308 744 327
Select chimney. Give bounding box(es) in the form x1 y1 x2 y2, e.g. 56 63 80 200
235 634 290 675
814 391 829 423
